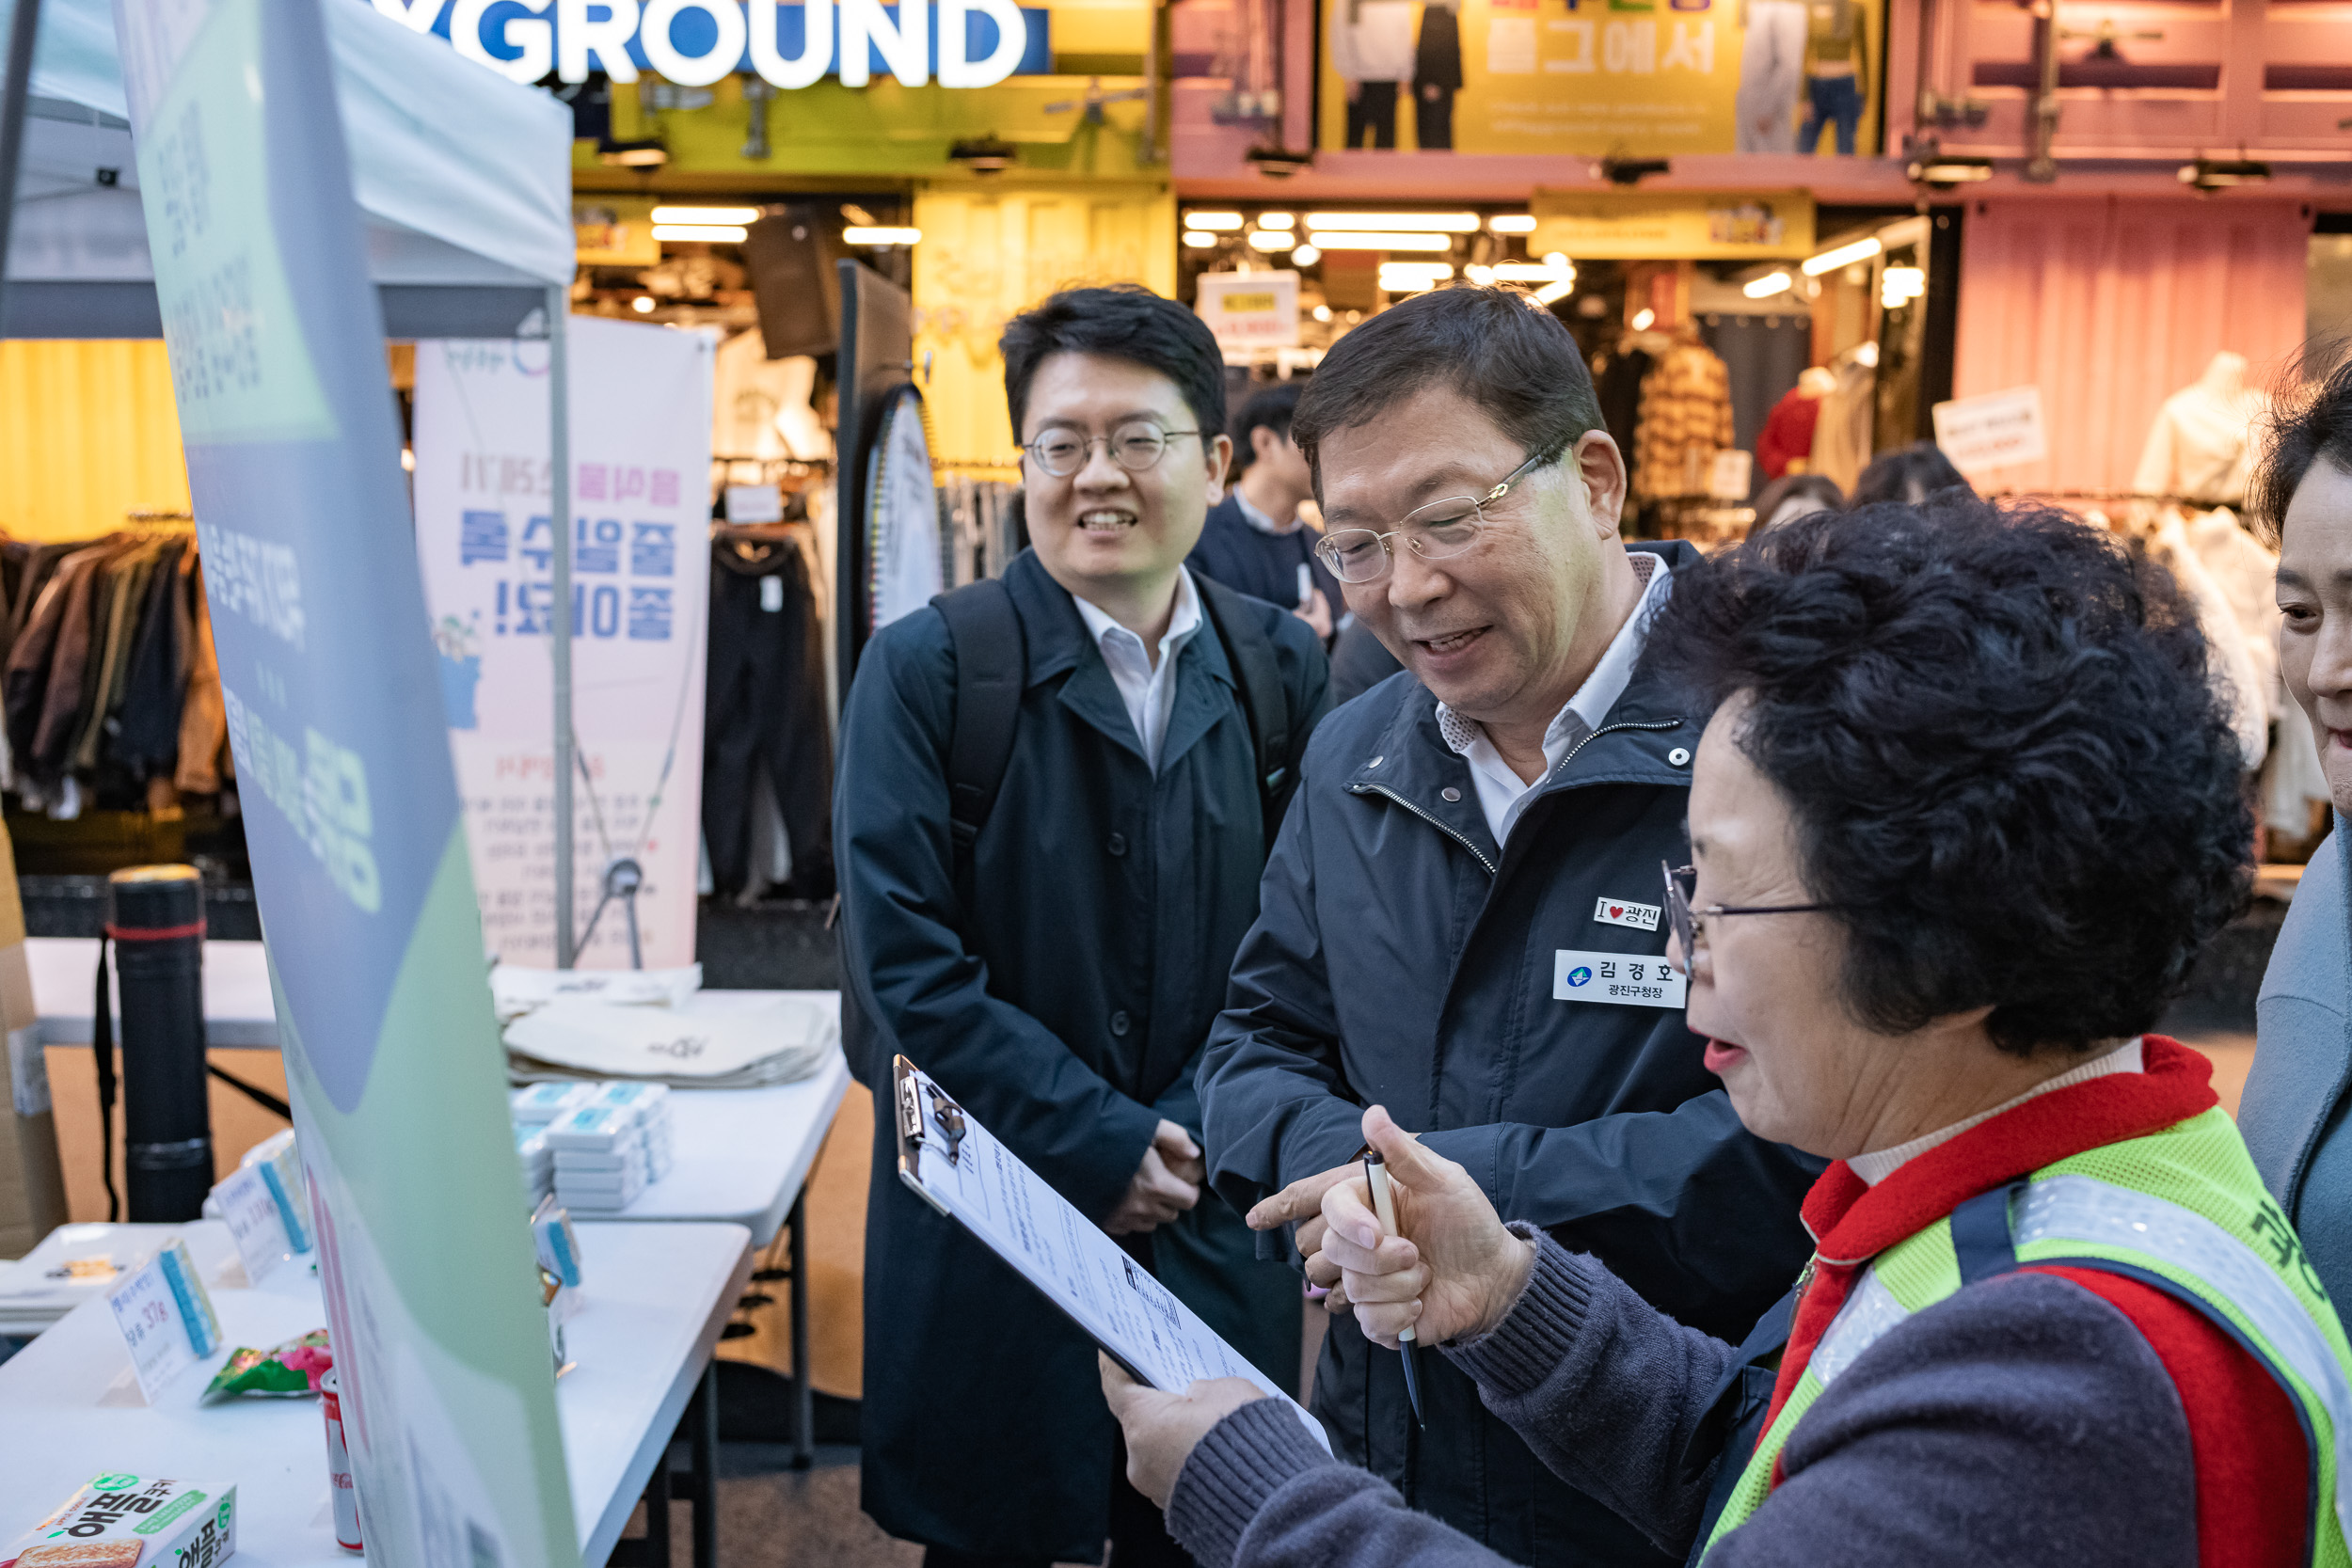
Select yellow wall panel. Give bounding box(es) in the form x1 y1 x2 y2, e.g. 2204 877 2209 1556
0 341 191 542
913 182 1175 463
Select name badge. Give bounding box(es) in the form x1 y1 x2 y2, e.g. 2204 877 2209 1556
1593 896 1661 932
1554 948 1687 1008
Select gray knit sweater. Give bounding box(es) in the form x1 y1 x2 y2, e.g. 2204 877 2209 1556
1165 1228 2200 1567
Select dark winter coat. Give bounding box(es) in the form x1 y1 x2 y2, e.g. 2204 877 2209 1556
1198 539 1820 1567
837 548 1331 1559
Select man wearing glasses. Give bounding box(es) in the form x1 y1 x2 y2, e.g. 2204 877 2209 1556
837 285 1329 1568
1200 287 1818 1567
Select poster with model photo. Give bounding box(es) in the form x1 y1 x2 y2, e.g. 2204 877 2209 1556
1319 0 1883 157
113 0 579 1562
412 321 713 972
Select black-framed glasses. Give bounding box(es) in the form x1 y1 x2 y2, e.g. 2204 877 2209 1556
1024 421 1201 479
1662 862 1836 960
1314 447 1553 585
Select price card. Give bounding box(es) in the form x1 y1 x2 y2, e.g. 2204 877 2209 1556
105 1238 223 1403
212 1164 293 1283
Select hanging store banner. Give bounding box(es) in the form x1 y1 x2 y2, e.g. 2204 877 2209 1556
412 320 713 972
112 0 577 1561
1528 192 1814 261
1318 0 1884 158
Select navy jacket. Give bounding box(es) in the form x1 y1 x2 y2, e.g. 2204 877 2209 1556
837 549 1331 1559
1186 493 1343 622
1199 540 1820 1567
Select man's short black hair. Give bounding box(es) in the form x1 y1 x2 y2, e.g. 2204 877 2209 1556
2251 341 2352 544
1000 285 1227 444
1647 495 2250 1058
1229 382 1305 474
1290 287 1603 493
1849 440 1972 508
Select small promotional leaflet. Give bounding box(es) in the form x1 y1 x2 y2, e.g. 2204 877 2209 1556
208 1165 294 1286
103 1239 221 1404
4 1473 238 1568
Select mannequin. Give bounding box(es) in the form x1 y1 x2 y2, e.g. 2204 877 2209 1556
2134 350 2267 505
1736 0 1808 153
1756 365 1836 478
712 327 828 461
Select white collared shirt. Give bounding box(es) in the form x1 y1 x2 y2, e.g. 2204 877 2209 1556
1436 552 1669 844
1847 1038 2146 1187
1233 489 1302 536
1072 567 1204 773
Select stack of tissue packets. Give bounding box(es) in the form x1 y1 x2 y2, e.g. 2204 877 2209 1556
539 1084 676 1213
515 1125 554 1203
513 1083 594 1127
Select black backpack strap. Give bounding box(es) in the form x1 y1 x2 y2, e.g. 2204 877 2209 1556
930 578 1026 865
1193 575 1294 853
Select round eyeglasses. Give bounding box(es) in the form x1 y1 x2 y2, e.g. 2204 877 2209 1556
1024 422 1201 479
1314 448 1553 585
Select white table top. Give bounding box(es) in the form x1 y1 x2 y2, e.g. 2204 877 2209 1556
29 936 280 1048
0 1219 752 1568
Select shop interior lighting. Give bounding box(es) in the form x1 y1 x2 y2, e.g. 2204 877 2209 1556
1902 136 1994 188
1542 251 1569 268
841 202 879 227
1465 263 1495 285
1881 265 1927 309
597 138 668 167
631 296 657 313
1630 308 1656 331
843 226 922 245
1306 212 1480 232
651 224 749 242
1248 230 1300 251
1307 231 1453 252
1802 236 1883 276
1742 271 1793 299
1488 214 1537 233
1256 212 1296 230
1290 244 1322 266
2180 156 2271 192
1491 262 1573 283
1533 277 1575 306
651 205 760 226
1184 231 1219 249
1379 261 1455 293
1184 212 1246 230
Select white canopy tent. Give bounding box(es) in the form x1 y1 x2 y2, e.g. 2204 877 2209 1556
1 0 594 964
2 0 574 337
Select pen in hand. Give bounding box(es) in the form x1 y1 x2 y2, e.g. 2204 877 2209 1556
1362 1149 1425 1427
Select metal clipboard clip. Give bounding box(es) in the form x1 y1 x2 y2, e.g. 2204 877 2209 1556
893 1055 966 1216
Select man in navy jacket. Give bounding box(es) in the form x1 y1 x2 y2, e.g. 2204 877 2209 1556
1200 288 1817 1567
1186 382 1343 641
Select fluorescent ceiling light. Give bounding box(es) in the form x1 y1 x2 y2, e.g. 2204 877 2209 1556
1543 251 1569 268
1308 231 1452 252
1290 244 1322 266
1743 271 1793 299
1802 236 1883 277
1256 212 1295 230
1492 262 1572 282
1631 308 1656 330
843 227 921 245
631 295 657 313
1533 277 1574 306
1184 212 1245 230
1306 212 1480 232
1184 231 1218 248
1247 230 1295 251
651 204 759 226
1488 214 1536 233
1464 263 1495 285
651 224 748 242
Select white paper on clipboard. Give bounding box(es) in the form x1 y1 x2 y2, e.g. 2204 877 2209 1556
895 1058 1330 1451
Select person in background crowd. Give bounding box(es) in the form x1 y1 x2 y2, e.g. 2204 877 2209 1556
1188 383 1343 642
1326 615 1403 705
1848 440 1969 508
1198 286 1819 1568
837 285 1330 1568
2241 348 2352 1307
1112 499 2341 1568
1748 472 1844 536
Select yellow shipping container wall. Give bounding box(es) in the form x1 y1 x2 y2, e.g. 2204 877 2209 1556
0 341 193 543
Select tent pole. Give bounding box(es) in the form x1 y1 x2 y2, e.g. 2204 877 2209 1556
0 0 43 334
548 284 576 968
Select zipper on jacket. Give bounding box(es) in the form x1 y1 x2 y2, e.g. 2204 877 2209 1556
1555 718 1683 776
1351 784 1501 876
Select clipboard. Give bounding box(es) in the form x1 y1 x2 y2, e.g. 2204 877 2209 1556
893 1055 1331 1449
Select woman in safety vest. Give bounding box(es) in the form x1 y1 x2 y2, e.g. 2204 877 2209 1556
1104 494 2352 1568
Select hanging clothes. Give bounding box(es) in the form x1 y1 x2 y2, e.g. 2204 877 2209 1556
1590 342 1653 457
703 534 834 898
1632 337 1735 499
176 562 227 795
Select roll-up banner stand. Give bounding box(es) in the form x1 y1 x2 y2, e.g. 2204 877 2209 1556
110 0 577 1560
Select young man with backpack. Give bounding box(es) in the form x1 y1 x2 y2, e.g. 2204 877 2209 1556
836 284 1330 1568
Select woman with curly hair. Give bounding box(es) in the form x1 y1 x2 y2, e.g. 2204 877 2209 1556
1105 495 2352 1568
2244 351 2352 1311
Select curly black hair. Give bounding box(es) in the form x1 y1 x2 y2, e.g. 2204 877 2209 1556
1646 495 2251 1057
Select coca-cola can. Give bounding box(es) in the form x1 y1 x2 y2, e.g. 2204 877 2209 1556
321 1369 364 1552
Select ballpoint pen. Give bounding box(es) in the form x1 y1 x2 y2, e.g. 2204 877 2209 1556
1362 1150 1425 1427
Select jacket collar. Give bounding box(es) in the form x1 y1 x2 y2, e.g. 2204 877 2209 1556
1801 1035 2219 1265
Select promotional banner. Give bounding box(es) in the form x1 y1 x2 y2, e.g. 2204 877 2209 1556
412 323 713 971
113 0 577 1560
1319 0 1884 158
